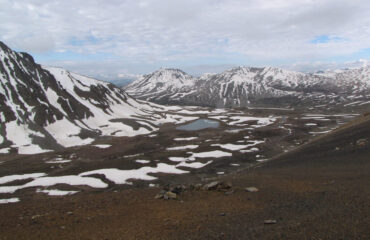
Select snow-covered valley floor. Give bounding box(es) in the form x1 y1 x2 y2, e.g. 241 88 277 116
0 106 359 204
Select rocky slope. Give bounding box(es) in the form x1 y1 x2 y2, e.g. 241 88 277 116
125 66 370 108
0 41 186 154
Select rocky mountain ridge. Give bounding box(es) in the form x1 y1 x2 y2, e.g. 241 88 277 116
125 66 370 108
0 41 186 154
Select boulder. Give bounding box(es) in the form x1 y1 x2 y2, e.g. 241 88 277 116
203 181 220 190
203 181 232 191
164 191 177 200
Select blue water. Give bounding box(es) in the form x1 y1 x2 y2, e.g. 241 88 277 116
176 119 220 131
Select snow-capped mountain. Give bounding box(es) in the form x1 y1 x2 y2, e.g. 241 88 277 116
317 66 370 92
125 68 197 104
0 41 186 154
125 66 370 108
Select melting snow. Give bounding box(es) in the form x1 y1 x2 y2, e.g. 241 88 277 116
80 163 188 185
136 160 150 164
45 158 71 164
228 116 276 127
0 173 46 185
0 148 10 154
211 143 249 151
173 137 198 141
188 150 232 160
0 176 108 194
168 157 188 162
177 160 212 169
240 147 259 153
93 144 111 149
0 198 19 204
166 145 199 151
36 189 79 196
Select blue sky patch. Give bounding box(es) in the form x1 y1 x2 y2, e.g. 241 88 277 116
310 35 345 44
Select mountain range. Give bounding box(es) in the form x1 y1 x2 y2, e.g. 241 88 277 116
1 39 369 154
125 66 370 108
0 41 186 154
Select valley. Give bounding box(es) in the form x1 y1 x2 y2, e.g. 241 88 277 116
0 40 369 239
0 105 359 203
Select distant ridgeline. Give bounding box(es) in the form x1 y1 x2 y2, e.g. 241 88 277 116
125 66 370 108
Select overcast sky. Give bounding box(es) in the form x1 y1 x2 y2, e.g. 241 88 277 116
1 0 370 81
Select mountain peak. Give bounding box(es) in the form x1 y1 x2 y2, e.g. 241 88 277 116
0 41 181 154
125 65 370 108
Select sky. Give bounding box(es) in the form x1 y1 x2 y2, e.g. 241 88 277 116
1 0 370 82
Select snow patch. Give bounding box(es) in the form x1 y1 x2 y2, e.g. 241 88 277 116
36 189 79 196
80 163 188 185
188 150 232 160
166 145 199 151
211 143 249 151
93 144 111 149
0 175 108 194
0 173 46 185
136 160 150 164
0 198 19 204
176 160 212 169
173 137 198 141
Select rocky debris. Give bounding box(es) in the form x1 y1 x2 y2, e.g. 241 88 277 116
189 183 203 191
202 181 232 191
264 219 277 224
169 184 187 194
155 181 234 200
202 181 220 190
155 184 188 200
245 187 259 192
356 138 368 146
164 191 177 200
155 190 177 200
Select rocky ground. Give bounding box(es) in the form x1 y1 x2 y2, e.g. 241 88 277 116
0 108 369 239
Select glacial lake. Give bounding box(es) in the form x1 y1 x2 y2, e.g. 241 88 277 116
176 119 220 131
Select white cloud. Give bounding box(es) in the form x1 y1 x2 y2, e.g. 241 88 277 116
0 0 369 78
